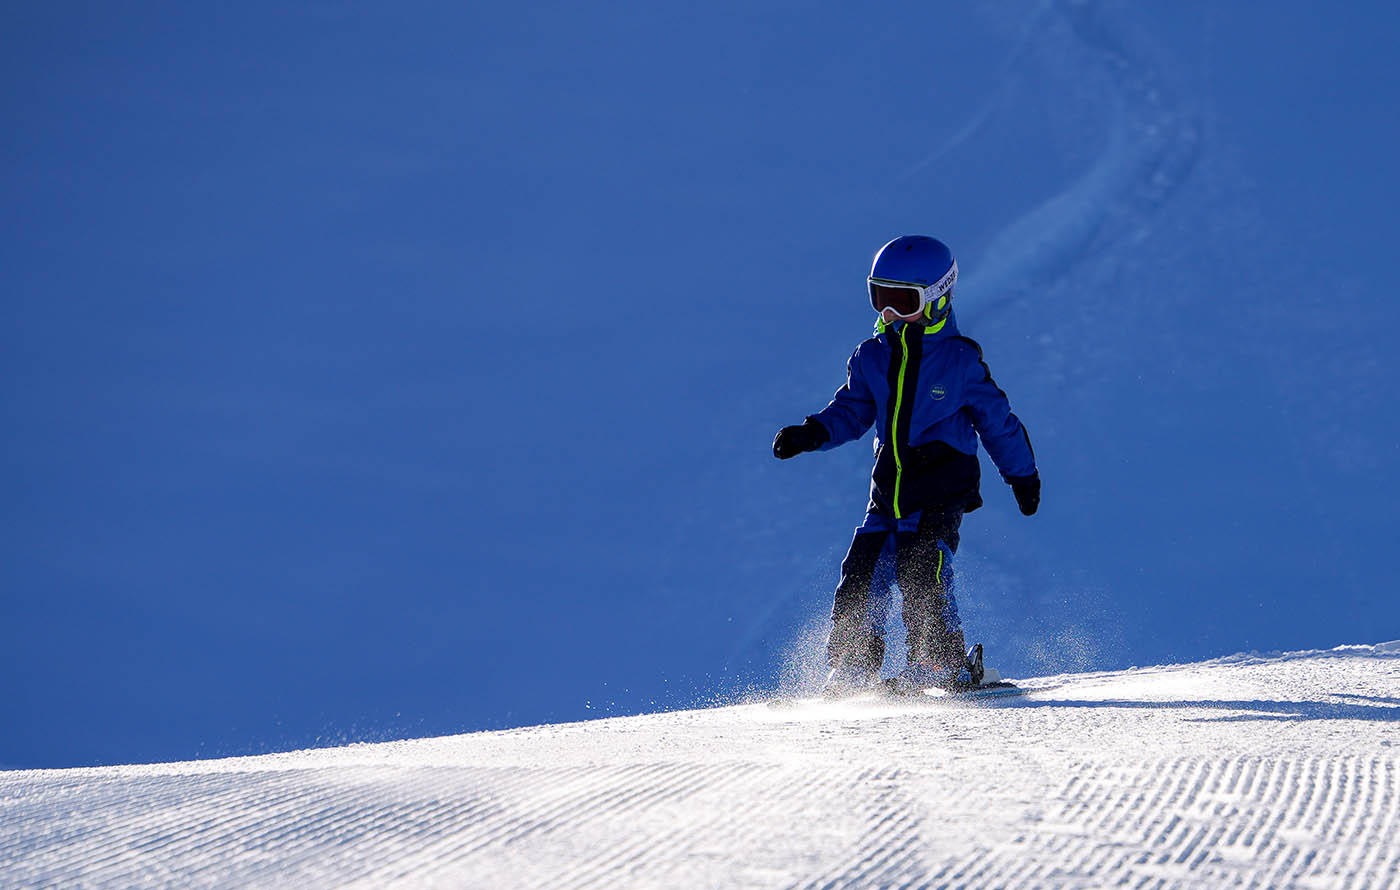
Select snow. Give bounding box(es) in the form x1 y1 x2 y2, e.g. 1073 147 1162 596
5 644 1398 889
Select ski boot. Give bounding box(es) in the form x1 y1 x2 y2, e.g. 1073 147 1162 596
886 661 950 695
885 660 965 695
887 645 985 695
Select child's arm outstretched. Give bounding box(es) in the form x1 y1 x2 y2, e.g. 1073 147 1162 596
773 348 876 460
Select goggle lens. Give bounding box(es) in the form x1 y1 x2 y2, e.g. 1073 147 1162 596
868 281 925 316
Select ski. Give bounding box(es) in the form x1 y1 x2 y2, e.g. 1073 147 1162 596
766 675 1059 709
883 679 1032 700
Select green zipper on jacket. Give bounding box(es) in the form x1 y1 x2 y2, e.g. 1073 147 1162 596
890 324 912 519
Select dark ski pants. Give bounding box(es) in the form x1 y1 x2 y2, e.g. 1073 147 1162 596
827 508 965 676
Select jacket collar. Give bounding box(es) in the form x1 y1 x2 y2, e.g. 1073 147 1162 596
874 307 960 338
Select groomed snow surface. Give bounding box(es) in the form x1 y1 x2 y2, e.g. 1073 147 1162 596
4 644 1398 890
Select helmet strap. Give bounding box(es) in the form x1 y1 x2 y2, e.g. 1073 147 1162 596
923 293 951 323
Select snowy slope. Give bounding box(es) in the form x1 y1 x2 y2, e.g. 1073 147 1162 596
5 644 1398 889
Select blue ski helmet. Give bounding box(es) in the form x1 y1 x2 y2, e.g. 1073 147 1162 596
868 235 957 325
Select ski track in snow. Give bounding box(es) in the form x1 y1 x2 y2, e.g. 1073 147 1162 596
964 0 1200 319
3 645 1399 889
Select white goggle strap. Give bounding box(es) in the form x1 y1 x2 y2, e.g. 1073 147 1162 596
929 260 957 301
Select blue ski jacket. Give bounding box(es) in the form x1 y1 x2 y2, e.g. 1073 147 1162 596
809 309 1036 519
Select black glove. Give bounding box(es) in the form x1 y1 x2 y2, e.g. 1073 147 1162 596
1009 473 1040 516
772 418 829 460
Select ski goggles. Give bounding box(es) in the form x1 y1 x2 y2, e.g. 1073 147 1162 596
867 261 958 316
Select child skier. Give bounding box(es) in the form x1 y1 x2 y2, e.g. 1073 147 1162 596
772 235 1040 694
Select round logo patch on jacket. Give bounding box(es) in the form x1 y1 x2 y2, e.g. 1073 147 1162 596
930 384 947 401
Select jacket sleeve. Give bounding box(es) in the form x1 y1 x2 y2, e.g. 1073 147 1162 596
809 345 877 450
960 340 1037 480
